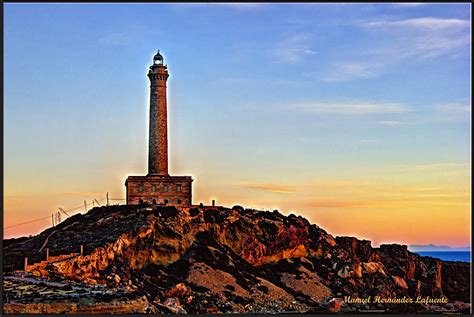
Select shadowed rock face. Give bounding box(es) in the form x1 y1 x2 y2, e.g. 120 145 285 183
3 205 470 314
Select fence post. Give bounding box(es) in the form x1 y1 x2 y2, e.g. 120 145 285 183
24 257 28 272
80 245 84 256
46 248 49 261
212 199 215 207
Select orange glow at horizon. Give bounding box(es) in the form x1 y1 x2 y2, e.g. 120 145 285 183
4 158 471 249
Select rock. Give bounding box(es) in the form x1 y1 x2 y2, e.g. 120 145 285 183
391 275 408 289
363 262 386 275
161 298 187 314
407 279 421 297
335 237 372 262
353 263 363 278
85 278 97 285
2 204 470 314
164 283 191 298
327 298 341 312
337 266 351 278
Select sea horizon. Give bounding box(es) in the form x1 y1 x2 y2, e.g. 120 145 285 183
414 251 471 263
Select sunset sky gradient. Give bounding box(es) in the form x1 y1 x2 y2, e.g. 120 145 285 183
4 3 471 247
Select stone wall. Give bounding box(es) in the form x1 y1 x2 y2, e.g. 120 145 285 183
148 64 169 176
125 175 192 205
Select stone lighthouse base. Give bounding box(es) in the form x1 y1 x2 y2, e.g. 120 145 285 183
125 175 193 205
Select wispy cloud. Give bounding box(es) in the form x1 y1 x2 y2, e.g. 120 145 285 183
393 3 426 7
237 182 295 194
217 3 268 9
322 62 378 82
268 33 316 64
99 32 133 46
64 191 106 196
364 17 469 30
427 103 471 122
308 199 374 208
377 121 414 126
359 138 379 143
171 3 268 10
436 103 471 114
411 163 469 171
307 196 469 209
390 163 469 173
323 17 470 81
361 17 470 60
98 25 157 46
300 178 470 209
289 101 409 115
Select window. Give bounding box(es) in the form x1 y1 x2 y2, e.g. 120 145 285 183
152 185 157 192
176 184 182 193
177 199 182 204
163 184 169 192
138 184 144 193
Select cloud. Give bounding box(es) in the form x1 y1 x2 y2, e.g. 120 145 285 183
376 121 413 126
289 101 409 115
64 191 106 197
308 199 375 208
427 103 471 122
436 103 471 114
171 3 268 10
268 33 316 64
308 196 469 209
364 18 469 30
322 62 378 82
389 163 469 173
323 17 470 81
237 182 295 194
359 138 378 143
393 3 426 7
362 17 470 60
98 25 157 46
411 163 469 171
217 3 268 9
99 32 133 46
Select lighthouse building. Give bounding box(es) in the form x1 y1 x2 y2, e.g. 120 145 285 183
125 51 193 205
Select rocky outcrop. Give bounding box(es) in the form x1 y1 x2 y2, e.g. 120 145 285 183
3 204 470 314
4 296 151 314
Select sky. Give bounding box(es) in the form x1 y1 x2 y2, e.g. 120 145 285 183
4 3 471 247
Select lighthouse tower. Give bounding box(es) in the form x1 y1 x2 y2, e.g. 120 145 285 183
148 51 169 176
125 51 193 205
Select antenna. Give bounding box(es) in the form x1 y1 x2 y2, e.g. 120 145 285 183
55 212 61 225
58 207 70 218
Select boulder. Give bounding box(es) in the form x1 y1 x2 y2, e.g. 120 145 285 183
327 298 341 312
363 262 386 275
391 275 408 289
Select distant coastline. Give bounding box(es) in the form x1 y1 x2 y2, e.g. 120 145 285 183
414 251 470 263
408 244 470 252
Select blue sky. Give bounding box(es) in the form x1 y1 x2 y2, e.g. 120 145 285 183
4 3 471 246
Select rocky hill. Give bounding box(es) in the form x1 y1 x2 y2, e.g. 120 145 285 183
3 204 471 314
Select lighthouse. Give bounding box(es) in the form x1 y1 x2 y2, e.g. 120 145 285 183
125 51 193 205
148 51 169 176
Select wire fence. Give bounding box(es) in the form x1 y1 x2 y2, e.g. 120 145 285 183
4 195 126 230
